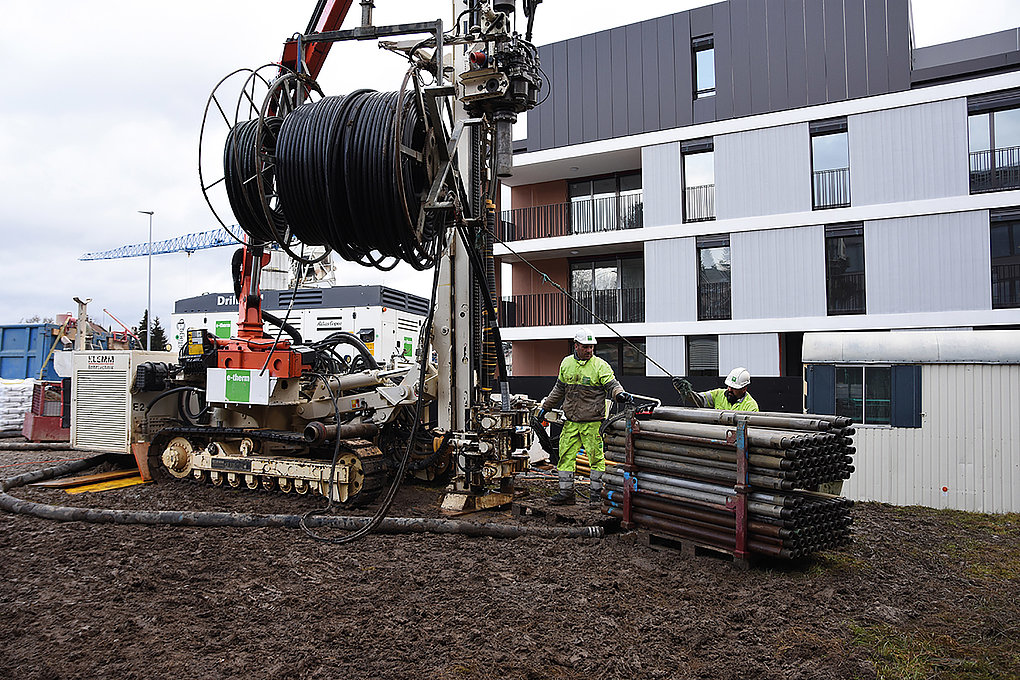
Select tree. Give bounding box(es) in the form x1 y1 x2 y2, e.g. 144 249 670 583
137 311 170 351
20 315 54 323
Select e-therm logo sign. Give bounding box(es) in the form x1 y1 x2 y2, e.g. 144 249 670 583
225 369 251 402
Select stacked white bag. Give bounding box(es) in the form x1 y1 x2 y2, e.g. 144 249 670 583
0 379 35 432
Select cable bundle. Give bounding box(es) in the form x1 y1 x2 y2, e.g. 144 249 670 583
223 116 286 245
273 90 441 271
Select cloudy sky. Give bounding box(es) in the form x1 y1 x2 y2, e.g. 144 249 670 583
2 0 1019 332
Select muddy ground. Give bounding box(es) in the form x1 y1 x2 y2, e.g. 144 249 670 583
1 445 1018 680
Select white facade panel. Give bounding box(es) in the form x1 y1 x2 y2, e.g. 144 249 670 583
866 211 992 314
641 142 683 228
843 363 1020 513
719 333 780 378
644 237 697 323
715 123 812 220
731 225 827 319
848 99 969 205
645 335 686 377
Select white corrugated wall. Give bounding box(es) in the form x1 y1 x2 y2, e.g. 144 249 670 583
646 336 686 377
731 225 828 319
715 122 812 219
641 142 683 227
843 363 1020 513
865 211 992 314
644 237 698 322
848 98 969 205
719 333 780 378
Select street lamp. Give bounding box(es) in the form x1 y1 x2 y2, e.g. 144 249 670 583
138 210 154 350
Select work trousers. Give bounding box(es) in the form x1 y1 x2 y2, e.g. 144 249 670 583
556 420 606 473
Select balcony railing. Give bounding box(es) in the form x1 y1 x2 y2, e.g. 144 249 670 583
569 287 645 325
697 281 731 320
813 167 851 209
992 262 1020 309
499 193 643 241
499 288 645 327
684 184 715 222
970 147 1020 193
826 271 866 315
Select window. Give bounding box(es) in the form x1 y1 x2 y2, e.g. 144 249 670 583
686 335 718 377
810 118 850 209
567 172 642 234
595 338 647 377
825 223 866 315
693 35 715 99
569 255 644 324
834 366 890 425
991 210 1020 308
969 90 1020 193
696 234 730 320
806 364 921 428
682 138 715 222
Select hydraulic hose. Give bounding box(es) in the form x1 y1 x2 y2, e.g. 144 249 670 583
0 456 603 539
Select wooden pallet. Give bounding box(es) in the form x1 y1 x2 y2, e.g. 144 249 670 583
511 497 605 526
644 532 752 570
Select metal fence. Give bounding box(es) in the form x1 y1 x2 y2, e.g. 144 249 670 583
826 271 866 315
684 184 715 222
812 167 851 209
499 193 643 241
499 288 645 327
970 147 1020 193
992 262 1020 309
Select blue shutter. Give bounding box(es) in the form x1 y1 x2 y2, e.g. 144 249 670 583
891 364 922 428
805 364 835 415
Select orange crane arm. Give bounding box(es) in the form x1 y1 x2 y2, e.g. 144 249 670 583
280 0 354 78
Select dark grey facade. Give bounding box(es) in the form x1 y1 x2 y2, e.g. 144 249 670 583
175 286 430 316
525 0 912 152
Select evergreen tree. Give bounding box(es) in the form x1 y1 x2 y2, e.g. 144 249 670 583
137 311 170 351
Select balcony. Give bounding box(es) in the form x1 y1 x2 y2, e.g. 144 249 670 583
992 262 1020 309
500 288 645 328
812 167 851 209
826 271 866 315
697 281 731 320
970 147 1020 193
499 193 643 242
684 184 715 222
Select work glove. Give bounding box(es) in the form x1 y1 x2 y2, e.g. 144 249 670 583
536 407 547 422
615 391 634 404
671 376 689 393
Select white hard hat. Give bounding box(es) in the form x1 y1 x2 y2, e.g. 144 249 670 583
725 367 751 389
573 328 597 346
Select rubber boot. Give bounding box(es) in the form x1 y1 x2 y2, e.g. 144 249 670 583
549 470 575 505
589 469 604 505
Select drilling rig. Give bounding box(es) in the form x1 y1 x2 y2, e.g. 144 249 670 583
140 0 545 515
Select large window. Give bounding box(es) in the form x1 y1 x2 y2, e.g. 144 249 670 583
686 335 718 377
991 210 1020 308
682 138 715 222
835 366 891 425
693 35 715 99
811 118 851 209
569 255 644 324
825 223 866 315
595 338 647 377
567 172 642 234
696 235 730 320
969 92 1020 193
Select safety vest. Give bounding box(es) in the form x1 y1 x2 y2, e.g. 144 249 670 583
705 388 759 412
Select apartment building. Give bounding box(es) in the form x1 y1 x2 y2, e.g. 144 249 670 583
498 0 1020 417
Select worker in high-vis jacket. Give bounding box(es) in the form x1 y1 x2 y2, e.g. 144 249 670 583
538 328 632 506
675 366 759 412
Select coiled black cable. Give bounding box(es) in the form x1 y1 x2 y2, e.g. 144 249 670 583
223 116 285 244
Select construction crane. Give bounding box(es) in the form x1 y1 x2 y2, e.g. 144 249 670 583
79 225 245 261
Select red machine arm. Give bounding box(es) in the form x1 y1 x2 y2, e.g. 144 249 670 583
280 0 354 78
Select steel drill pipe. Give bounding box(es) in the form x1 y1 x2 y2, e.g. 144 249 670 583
651 406 835 432
604 435 796 469
604 489 792 538
610 419 835 450
604 449 796 490
602 473 791 519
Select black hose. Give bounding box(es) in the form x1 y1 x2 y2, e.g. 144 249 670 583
0 456 602 539
223 116 286 244
311 332 380 371
262 311 302 344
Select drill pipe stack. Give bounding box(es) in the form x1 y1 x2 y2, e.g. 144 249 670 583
604 406 855 559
